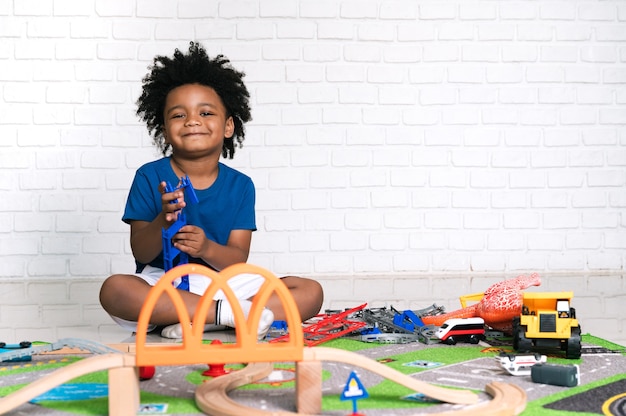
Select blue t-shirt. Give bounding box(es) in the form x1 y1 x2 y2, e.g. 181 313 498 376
122 157 256 272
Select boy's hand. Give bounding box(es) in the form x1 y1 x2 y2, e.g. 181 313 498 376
172 225 208 258
159 181 186 223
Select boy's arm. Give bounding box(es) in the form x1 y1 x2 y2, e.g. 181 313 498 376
129 217 169 264
129 181 186 264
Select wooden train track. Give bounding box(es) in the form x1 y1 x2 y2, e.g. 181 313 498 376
196 347 526 416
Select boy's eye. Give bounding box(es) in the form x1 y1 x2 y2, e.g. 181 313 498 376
200 112 213 117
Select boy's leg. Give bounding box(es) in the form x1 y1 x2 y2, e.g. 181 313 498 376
99 274 217 326
161 298 274 340
265 276 324 322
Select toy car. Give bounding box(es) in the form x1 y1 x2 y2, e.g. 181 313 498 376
496 352 547 376
512 291 581 359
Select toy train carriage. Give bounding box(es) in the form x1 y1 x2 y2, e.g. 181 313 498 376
513 291 581 359
435 317 485 345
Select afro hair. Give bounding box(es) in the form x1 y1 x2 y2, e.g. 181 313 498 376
136 42 251 159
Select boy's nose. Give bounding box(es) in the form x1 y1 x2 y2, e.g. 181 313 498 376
184 116 201 126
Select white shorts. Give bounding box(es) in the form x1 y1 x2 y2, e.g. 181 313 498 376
110 265 266 332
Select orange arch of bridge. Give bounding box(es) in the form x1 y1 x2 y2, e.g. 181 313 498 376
135 263 304 367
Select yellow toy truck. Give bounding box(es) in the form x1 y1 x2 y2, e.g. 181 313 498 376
512 291 581 359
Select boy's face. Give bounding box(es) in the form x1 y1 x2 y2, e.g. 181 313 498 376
162 83 234 158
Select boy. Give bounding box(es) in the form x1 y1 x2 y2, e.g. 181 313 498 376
99 42 324 339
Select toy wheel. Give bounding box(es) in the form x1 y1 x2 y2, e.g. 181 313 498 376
515 327 532 352
512 318 521 349
0 342 5 348
566 326 581 359
468 335 480 344
444 336 457 345
19 341 32 349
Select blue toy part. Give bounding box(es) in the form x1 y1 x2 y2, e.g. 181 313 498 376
0 341 33 362
392 309 424 332
161 175 198 290
164 175 199 206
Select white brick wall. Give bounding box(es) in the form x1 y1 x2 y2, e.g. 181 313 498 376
1 0 625 346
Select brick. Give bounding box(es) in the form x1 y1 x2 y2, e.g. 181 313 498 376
137 0 176 17
300 1 337 18
97 42 136 60
195 22 233 40
452 190 489 208
478 24 514 41
582 128 619 146
566 232 603 249
2 304 40 324
548 171 585 188
588 170 626 187
410 190 448 209
526 66 564 83
487 65 524 83
564 66 599 83
502 45 539 62
423 44 459 62
469 171 506 189
556 25 592 41
382 210 421 229
14 0 52 15
572 191 607 208
540 2 576 20
500 2 537 19
425 212 462 229
462 45 499 62
540 46 578 63
219 1 257 18
409 232 446 250
503 212 540 229
340 1 377 19
95 0 132 16
588 253 623 270
531 191 568 208
420 87 456 105
460 3 497 20
14 213 54 232
603 68 626 83
43 304 82 324
55 41 95 60
469 255 506 272
448 232 485 250
543 212 580 229
530 151 567 168
517 25 553 41
344 44 381 63
487 232 525 250
276 21 315 39
560 108 597 125
398 23 436 41
579 3 616 21
178 0 217 18
582 212 619 229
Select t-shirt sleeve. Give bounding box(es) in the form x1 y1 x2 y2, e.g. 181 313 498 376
122 170 160 224
232 178 256 231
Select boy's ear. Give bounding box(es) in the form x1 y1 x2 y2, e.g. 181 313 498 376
225 116 235 139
